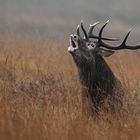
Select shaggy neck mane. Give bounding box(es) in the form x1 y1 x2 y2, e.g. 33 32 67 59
77 56 116 102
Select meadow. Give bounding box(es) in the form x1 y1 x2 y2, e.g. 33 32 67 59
0 33 140 140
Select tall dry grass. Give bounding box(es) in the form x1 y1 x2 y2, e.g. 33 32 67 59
0 33 139 140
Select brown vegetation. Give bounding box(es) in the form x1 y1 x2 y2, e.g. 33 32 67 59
0 33 139 140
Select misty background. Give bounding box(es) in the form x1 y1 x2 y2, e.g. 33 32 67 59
1 0 140 40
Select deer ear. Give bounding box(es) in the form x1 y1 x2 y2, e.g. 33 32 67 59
97 49 115 57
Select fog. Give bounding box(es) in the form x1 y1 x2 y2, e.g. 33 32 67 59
1 0 140 37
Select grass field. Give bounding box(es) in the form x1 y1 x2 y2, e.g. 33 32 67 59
0 33 140 140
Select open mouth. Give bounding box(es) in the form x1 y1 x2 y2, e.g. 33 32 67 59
68 35 78 53
71 40 76 48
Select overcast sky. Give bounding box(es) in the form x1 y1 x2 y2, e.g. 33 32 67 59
1 0 140 37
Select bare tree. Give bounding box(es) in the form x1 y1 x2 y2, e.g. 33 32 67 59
68 20 140 114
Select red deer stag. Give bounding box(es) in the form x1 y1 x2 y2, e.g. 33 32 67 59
68 20 140 114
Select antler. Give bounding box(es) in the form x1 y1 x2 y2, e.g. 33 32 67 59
77 20 119 41
77 21 88 39
97 20 140 50
87 21 119 41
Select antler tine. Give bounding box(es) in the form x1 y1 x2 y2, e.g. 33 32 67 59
88 20 119 41
97 25 140 50
80 20 88 39
119 28 140 50
77 24 80 37
98 20 110 42
88 21 100 37
121 28 132 46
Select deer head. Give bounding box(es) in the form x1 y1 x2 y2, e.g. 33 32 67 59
68 20 140 66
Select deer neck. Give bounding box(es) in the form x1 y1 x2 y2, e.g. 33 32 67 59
78 56 116 92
